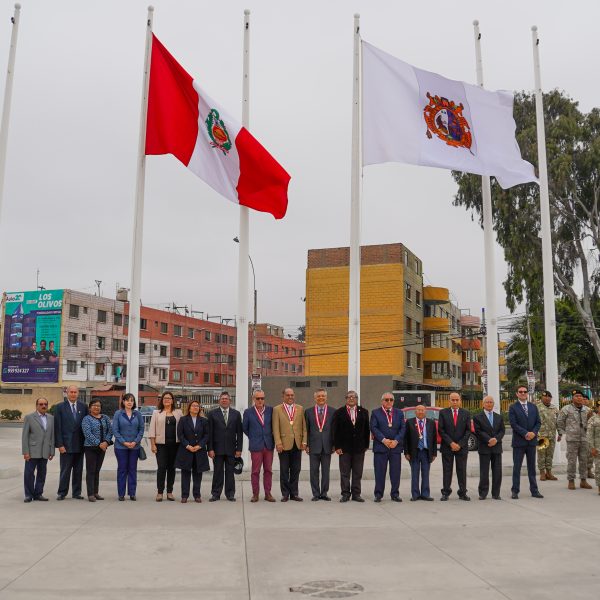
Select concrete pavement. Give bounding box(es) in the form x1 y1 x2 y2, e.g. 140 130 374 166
1 425 598 600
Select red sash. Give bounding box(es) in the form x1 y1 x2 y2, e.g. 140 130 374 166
254 406 265 427
315 405 328 432
283 403 296 426
382 407 393 427
346 405 356 425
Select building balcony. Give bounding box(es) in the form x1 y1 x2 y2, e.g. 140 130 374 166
423 316 450 333
461 338 481 351
423 347 450 362
498 341 508 350
462 361 481 374
423 286 449 304
500 372 508 382
499 356 507 366
460 315 481 328
423 377 452 388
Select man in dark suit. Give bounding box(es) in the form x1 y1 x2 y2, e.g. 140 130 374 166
404 404 437 501
54 385 88 500
438 392 471 501
509 386 544 499
332 390 370 502
370 392 406 502
22 397 55 502
242 389 275 503
473 396 505 500
305 388 335 501
208 391 243 501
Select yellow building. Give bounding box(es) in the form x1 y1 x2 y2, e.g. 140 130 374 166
304 243 423 385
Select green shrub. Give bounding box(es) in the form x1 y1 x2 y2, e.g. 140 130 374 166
0 409 22 420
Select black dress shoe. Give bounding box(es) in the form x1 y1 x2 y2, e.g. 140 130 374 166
410 497 419 502
352 496 365 502
340 496 350 503
492 496 501 500
311 496 320 501
129 496 136 501
280 496 289 502
72 495 84 500
531 491 544 498
24 498 33 503
118 496 125 501
56 495 65 501
290 496 303 502
391 496 402 503
421 496 434 501
320 495 331 501
479 495 487 500
511 492 519 499
440 495 449 501
209 496 220 502
227 496 236 502
94 495 104 501
374 496 382 503
34 496 48 501
459 495 471 501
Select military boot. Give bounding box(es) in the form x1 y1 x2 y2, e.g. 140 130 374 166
568 480 576 490
580 479 592 489
540 471 547 481
546 471 558 480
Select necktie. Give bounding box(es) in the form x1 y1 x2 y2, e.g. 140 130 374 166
223 410 228 425
523 403 528 416
72 403 77 419
488 412 494 427
418 420 424 450
453 409 458 426
318 407 324 417
386 409 392 419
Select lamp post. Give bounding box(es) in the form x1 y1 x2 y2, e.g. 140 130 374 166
233 237 258 374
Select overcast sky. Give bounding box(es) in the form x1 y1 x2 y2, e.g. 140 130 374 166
1 0 597 336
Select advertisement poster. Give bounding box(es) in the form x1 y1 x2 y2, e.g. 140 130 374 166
2 290 64 383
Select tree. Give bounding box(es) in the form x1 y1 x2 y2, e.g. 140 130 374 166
453 90 600 364
295 325 306 342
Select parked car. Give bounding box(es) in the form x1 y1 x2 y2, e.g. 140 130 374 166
400 406 478 451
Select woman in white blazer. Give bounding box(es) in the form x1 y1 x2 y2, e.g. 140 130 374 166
149 392 182 501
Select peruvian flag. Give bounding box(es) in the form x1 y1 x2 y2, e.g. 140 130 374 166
146 35 290 219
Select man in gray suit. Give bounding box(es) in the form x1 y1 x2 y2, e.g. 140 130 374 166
22 397 55 502
305 388 335 501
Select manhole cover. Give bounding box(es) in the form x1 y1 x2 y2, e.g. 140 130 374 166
290 580 364 598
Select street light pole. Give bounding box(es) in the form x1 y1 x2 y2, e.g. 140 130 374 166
234 237 258 374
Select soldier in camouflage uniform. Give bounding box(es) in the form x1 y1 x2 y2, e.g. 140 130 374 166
537 390 559 481
557 390 592 490
586 404 600 494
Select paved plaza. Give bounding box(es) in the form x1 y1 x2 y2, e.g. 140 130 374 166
0 424 598 600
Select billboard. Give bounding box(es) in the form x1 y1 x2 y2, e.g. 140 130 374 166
2 290 64 383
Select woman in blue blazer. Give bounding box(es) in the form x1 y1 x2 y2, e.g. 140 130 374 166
175 400 210 503
112 393 145 501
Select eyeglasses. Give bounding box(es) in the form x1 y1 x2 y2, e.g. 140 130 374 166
517 390 528 394
382 398 394 402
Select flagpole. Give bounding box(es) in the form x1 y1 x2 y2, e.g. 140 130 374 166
472 20 500 413
235 9 251 414
531 26 559 406
126 5 154 397
0 3 21 231
348 13 362 402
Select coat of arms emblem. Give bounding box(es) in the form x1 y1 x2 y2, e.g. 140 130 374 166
423 93 472 151
205 108 232 155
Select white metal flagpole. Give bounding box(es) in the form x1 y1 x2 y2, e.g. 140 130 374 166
0 3 22 230
126 6 154 397
472 20 500 413
348 13 362 401
531 26 559 405
235 9 251 413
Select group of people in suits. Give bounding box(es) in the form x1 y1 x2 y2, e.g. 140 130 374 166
21 383 568 503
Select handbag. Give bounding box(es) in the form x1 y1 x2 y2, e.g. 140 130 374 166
138 444 147 461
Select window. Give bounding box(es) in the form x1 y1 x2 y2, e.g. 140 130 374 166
97 336 106 350
406 350 413 368
159 345 167 357
69 304 80 318
405 317 412 334
284 347 289 355
229 336 234 345
415 259 420 274
274 362 279 370
320 380 338 388
415 321 421 337
292 381 310 388
214 373 221 384
404 251 409 266
188 328 194 339
160 322 168 334
173 325 182 337
66 360 77 374
83 307 88 314
124 315 129 327
416 354 422 369
291 364 297 373
114 313 123 326
186 371 194 382
159 368 167 381
205 330 212 341
405 282 412 301
112 339 122 352
174 347 183 358
274 345 279 353
139 366 146 378
153 368 157 375
416 290 421 307
82 334 87 341
204 352 211 363
187 349 194 360
203 372 210 383
80 361 86 369
139 342 146 354
124 340 128 351
97 309 107 323
228 375 234 385
284 363 289 372
95 363 105 376
140 318 147 330
172 370 181 382
68 332 78 346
